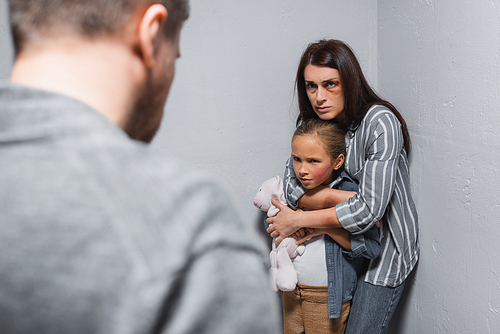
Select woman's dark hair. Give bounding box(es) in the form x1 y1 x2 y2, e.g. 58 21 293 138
296 39 411 155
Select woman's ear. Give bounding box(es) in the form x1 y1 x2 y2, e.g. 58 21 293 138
138 4 168 68
333 154 345 170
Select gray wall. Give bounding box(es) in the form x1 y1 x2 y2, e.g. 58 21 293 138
0 0 12 78
379 1 500 333
2 0 500 333
151 0 378 220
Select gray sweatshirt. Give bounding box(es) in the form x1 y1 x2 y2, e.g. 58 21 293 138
0 82 280 334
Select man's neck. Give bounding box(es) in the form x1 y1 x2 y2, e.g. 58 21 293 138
10 38 144 130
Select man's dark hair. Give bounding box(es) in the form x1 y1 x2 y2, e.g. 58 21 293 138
9 0 189 55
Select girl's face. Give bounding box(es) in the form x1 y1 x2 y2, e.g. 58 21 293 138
292 134 343 190
303 65 345 121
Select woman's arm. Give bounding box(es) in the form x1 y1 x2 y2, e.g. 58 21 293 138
266 199 342 245
297 185 355 210
273 110 403 242
270 168 356 245
336 111 405 235
276 155 349 245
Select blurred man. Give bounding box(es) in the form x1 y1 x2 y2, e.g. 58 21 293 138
0 1 279 333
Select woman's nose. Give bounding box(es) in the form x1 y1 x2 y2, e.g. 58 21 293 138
316 87 326 103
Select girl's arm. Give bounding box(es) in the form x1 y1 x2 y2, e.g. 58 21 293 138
292 219 381 259
295 227 351 250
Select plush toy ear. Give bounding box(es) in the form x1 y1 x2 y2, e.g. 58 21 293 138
271 176 285 205
253 177 276 211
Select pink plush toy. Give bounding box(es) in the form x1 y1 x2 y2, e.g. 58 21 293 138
253 176 305 291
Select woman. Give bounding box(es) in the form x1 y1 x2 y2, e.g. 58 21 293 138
266 39 419 334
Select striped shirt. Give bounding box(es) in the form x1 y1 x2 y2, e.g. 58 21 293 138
284 105 419 287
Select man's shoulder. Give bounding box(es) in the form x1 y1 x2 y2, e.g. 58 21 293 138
86 139 224 206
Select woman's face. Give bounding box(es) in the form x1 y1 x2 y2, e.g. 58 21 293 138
303 65 345 121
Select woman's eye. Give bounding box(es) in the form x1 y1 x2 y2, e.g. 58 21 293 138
306 83 316 90
326 81 337 88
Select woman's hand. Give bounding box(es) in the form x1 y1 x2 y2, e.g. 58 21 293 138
267 198 344 246
266 198 303 245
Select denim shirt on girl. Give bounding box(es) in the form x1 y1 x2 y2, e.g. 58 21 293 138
289 170 381 319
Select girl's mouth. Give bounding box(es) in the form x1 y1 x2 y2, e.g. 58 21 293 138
300 178 312 185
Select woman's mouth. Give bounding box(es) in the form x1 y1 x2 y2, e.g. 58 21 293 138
316 106 331 113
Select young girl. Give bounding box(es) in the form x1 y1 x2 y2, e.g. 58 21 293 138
282 118 380 334
267 39 419 334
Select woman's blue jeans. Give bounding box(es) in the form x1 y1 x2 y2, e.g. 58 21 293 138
344 275 406 334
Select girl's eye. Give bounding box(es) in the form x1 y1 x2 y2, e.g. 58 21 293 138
293 157 300 162
310 159 320 163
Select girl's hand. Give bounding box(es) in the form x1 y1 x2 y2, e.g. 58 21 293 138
291 228 313 240
295 228 324 245
291 229 305 240
266 198 302 245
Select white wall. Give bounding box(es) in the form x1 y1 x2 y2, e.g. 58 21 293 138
379 1 500 333
151 0 378 227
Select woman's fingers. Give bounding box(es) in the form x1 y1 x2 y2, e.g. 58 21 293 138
266 216 274 226
266 223 274 234
270 197 285 209
266 201 303 243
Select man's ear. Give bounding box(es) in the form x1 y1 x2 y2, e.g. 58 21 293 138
138 4 168 68
333 154 345 170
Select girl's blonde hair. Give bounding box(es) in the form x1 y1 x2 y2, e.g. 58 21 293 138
293 119 346 164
